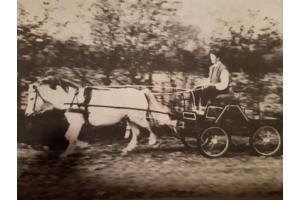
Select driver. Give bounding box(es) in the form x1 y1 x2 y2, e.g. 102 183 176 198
193 49 230 114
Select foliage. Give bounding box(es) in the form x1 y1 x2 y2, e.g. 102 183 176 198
90 0 203 82
17 25 99 74
18 1 282 82
209 13 282 75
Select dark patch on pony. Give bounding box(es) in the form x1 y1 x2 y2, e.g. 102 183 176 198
39 78 79 93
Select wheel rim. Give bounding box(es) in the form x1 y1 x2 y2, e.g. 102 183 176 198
199 127 229 157
252 126 281 156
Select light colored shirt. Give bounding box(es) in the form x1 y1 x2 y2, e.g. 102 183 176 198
204 61 230 90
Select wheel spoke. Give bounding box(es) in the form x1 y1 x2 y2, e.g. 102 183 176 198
269 138 280 144
207 142 215 151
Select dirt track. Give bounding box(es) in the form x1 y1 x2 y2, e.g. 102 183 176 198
18 136 282 200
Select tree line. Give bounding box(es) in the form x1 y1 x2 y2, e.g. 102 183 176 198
18 0 282 82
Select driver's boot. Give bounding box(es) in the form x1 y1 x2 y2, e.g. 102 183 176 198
198 105 206 115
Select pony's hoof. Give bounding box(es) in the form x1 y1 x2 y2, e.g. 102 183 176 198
148 141 157 146
77 141 89 149
59 153 69 159
151 142 162 148
121 149 129 155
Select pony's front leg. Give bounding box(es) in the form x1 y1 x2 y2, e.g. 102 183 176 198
122 124 139 155
60 112 85 158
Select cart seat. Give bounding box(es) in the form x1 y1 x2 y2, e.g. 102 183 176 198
210 93 240 106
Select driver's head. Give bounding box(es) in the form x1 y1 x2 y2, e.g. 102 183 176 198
209 49 222 64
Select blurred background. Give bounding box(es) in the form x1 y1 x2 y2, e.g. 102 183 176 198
17 0 282 113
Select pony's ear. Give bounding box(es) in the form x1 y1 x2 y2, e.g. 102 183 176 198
27 77 38 83
28 83 35 91
60 80 70 93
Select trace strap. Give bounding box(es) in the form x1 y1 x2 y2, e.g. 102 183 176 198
70 89 80 108
64 103 174 116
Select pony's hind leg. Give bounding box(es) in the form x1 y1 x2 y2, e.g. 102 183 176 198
148 130 157 146
60 112 85 158
122 124 139 155
130 115 158 147
124 120 132 139
147 125 161 148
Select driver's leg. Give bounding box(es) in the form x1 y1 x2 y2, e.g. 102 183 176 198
192 87 203 110
200 86 218 107
197 86 219 114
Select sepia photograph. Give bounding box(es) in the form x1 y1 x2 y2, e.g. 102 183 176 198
17 0 282 199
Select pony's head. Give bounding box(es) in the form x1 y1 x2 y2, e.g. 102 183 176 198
25 83 54 116
25 78 78 117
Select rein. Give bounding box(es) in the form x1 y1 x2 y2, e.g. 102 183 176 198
63 86 208 117
64 103 175 116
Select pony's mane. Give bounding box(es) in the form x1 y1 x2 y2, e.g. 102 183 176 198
38 77 79 93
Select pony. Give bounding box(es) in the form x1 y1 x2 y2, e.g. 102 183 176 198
24 78 177 157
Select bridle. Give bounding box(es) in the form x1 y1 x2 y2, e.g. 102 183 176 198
32 85 51 112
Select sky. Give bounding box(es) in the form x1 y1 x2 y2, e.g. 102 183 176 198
178 0 282 38
18 0 282 44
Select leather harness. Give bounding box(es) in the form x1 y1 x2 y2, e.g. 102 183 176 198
33 85 173 126
67 87 93 125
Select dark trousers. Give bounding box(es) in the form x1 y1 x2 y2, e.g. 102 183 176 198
193 86 227 107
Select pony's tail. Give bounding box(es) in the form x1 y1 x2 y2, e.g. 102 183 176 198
142 89 160 112
143 89 170 125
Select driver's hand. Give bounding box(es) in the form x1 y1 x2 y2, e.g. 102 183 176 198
205 83 215 88
203 84 210 88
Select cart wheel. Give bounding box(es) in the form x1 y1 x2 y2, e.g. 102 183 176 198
181 134 198 149
198 127 230 158
251 126 282 156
